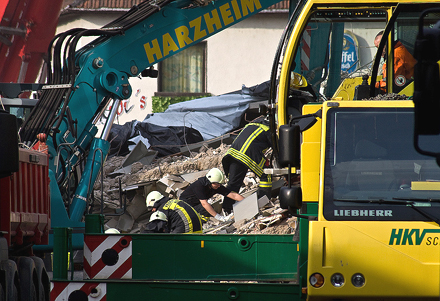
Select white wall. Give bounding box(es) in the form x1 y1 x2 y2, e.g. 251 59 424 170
206 13 288 94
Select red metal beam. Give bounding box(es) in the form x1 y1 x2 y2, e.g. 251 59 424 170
0 0 63 85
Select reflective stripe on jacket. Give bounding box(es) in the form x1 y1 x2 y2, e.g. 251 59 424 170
222 123 272 177
159 199 203 233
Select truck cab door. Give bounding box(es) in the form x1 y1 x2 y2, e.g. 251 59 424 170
370 4 440 97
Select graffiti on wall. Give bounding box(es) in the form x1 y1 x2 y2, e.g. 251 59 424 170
98 89 147 125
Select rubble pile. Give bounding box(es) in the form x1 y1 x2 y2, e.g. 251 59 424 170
92 143 296 235
94 144 230 204
205 206 297 235
366 93 411 100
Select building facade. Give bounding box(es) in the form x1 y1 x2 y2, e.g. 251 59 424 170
56 0 289 125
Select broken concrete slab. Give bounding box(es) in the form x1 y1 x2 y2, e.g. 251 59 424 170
117 212 134 233
104 216 119 232
257 195 270 208
180 170 208 183
233 192 259 223
109 166 132 176
123 140 158 166
257 214 283 230
240 187 258 199
156 174 189 195
126 193 148 221
110 141 158 176
108 180 155 193
179 134 236 156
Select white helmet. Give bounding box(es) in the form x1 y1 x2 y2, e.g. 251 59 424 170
105 228 120 234
206 168 225 184
149 211 167 222
146 191 164 207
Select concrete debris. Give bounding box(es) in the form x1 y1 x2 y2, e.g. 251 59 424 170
257 195 270 208
110 141 158 176
93 143 296 235
233 193 259 223
116 212 134 233
126 194 148 221
156 174 189 195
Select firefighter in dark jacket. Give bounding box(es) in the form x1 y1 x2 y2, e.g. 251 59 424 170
179 168 243 222
144 191 203 233
222 120 273 214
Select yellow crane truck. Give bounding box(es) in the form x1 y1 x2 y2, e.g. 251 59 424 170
50 0 440 300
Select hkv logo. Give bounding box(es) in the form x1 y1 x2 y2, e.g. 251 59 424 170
389 229 440 245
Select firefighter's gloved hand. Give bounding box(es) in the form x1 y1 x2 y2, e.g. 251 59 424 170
214 214 228 222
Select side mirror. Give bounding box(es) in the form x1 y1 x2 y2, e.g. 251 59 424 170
279 186 302 210
278 124 300 168
278 123 302 210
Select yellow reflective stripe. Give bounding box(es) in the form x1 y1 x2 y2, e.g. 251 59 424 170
259 181 272 185
248 123 269 131
185 230 203 234
239 127 263 153
259 175 272 188
162 199 177 210
227 148 263 176
163 199 201 233
182 199 203 229
258 157 266 170
192 207 203 230
174 203 193 232
200 215 210 222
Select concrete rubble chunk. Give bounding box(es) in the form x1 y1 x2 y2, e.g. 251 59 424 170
180 170 207 183
257 195 270 208
126 193 148 221
257 214 283 230
104 216 119 232
156 174 189 195
110 141 157 176
96 143 296 235
117 212 134 233
233 193 259 223
179 134 236 156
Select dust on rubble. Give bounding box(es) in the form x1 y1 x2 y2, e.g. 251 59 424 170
99 144 229 190
94 143 296 235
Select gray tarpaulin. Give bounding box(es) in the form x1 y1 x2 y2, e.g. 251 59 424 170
106 82 270 156
139 92 266 141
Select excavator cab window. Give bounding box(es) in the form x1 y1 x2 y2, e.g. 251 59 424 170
371 4 440 96
370 4 438 98
290 8 387 102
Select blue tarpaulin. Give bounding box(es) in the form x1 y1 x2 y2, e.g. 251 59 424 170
108 82 270 157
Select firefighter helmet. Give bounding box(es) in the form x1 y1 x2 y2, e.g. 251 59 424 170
146 191 164 207
105 228 120 234
206 168 225 184
149 211 167 222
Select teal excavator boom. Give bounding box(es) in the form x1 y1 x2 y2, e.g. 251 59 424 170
19 0 286 250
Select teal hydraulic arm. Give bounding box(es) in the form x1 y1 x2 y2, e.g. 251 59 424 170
21 0 283 247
